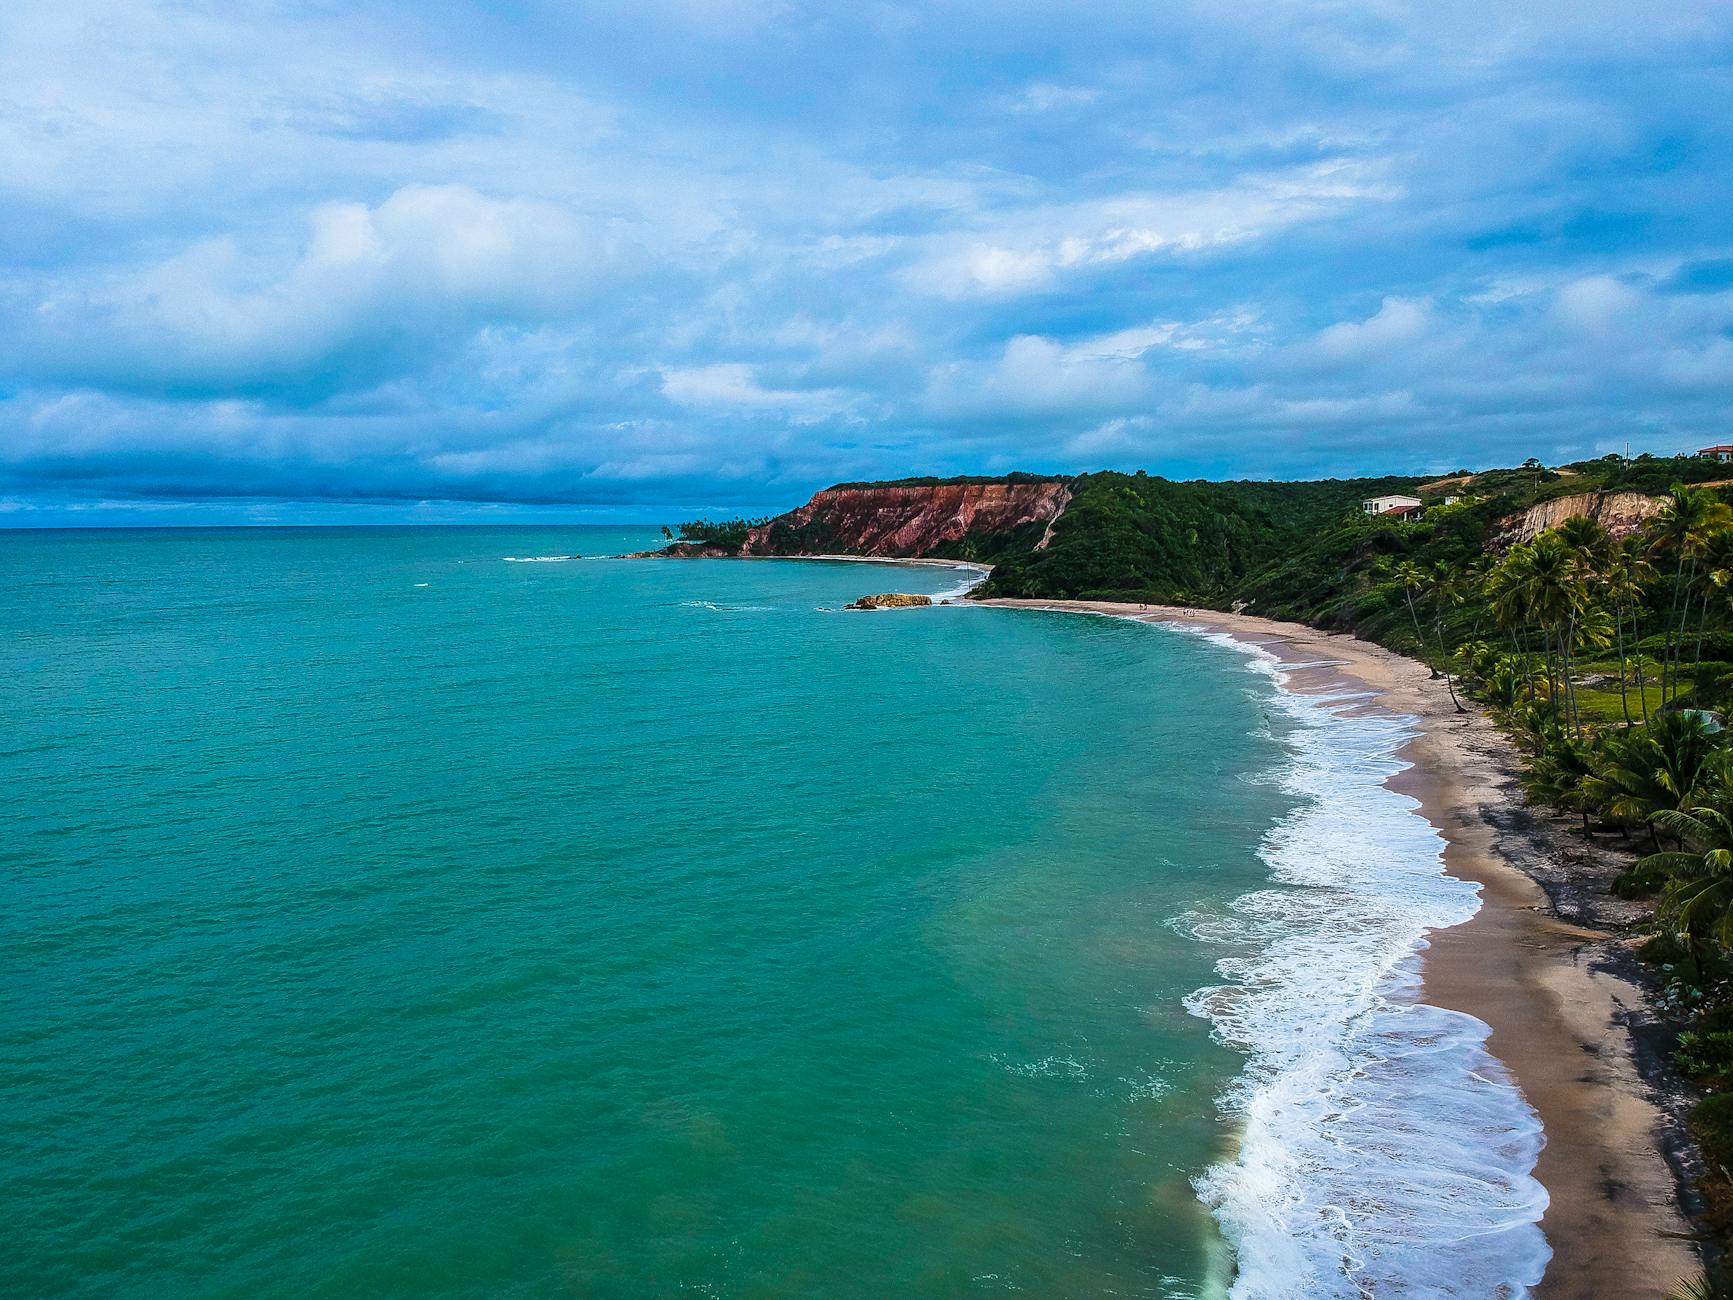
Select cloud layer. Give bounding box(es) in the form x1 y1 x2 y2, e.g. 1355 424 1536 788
2 0 1731 521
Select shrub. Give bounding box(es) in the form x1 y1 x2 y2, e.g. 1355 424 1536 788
1678 1029 1733 1089
1692 1092 1733 1170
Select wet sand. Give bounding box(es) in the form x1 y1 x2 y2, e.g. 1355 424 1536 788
980 598 1701 1299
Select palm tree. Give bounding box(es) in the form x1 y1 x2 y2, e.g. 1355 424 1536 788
1523 733 1597 832
1429 562 1469 713
1693 527 1733 685
1395 559 1431 656
1398 558 1468 711
1455 553 1493 641
1648 486 1732 703
1608 539 1656 724
1649 808 1733 950
1483 658 1525 711
1520 532 1587 732
1585 710 1721 849
1557 515 1612 574
1511 698 1565 758
1487 547 1538 701
1642 751 1733 954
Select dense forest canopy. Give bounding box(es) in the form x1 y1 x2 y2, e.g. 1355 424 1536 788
983 455 1733 615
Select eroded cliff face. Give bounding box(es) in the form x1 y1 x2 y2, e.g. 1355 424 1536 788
740 480 1072 558
1493 490 1665 547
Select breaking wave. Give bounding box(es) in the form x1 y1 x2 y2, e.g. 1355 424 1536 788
931 564 990 601
1176 629 1550 1298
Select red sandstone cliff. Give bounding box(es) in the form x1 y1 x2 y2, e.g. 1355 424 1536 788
740 479 1072 558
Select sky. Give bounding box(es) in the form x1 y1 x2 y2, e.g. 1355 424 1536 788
2 1 1732 525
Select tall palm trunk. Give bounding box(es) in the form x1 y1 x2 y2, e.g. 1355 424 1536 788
1670 556 1698 704
1562 614 1582 737
1663 551 1687 704
1693 584 1712 693
1512 627 1535 702
1433 614 1466 714
1613 597 1633 727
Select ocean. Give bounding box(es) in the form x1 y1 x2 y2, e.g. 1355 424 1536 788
2 526 1546 1298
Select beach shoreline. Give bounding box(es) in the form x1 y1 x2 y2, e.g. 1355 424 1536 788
978 597 1700 1298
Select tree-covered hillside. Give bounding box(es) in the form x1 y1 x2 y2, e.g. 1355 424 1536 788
981 469 1425 603
982 455 1733 639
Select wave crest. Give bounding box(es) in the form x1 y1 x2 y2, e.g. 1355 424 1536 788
1176 628 1550 1298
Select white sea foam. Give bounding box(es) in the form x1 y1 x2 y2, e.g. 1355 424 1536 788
932 564 990 602
1175 628 1550 1298
502 554 579 562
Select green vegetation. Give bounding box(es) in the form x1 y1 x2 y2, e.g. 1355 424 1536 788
982 454 1733 634
983 470 1426 603
676 517 769 549
826 472 1063 490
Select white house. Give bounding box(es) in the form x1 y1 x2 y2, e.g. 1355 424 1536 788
1699 445 1733 463
1362 494 1424 519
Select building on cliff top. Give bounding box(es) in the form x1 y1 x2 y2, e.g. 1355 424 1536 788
1362 494 1425 519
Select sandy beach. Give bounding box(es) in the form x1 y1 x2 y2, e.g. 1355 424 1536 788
980 597 1701 1298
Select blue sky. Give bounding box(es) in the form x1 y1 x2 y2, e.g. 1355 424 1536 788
3 1 1731 524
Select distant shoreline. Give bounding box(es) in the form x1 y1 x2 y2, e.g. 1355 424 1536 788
977 597 1699 1299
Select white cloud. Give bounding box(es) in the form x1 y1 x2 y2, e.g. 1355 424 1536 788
924 332 1152 417
1006 81 1100 113
21 185 599 390
1309 296 1434 360
906 162 1401 299
659 363 860 423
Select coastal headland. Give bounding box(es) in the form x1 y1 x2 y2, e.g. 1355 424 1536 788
980 597 1701 1299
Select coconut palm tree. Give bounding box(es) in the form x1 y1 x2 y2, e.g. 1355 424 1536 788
1517 532 1588 731
1693 527 1733 683
1648 486 1732 703
1643 753 1733 951
1586 710 1722 850
1608 539 1656 724
1511 698 1565 758
1428 562 1470 713
1394 558 1470 710
1523 733 1598 832
1486 546 1539 701
1557 515 1613 575
1395 559 1431 654
1482 658 1525 711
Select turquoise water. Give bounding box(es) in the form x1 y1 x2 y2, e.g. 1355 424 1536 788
3 527 1300 1299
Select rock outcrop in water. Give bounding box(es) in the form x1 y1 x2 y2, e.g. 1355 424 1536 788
846 593 933 610
1492 490 1665 547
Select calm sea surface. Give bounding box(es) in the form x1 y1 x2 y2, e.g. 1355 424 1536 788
3 527 1293 1299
